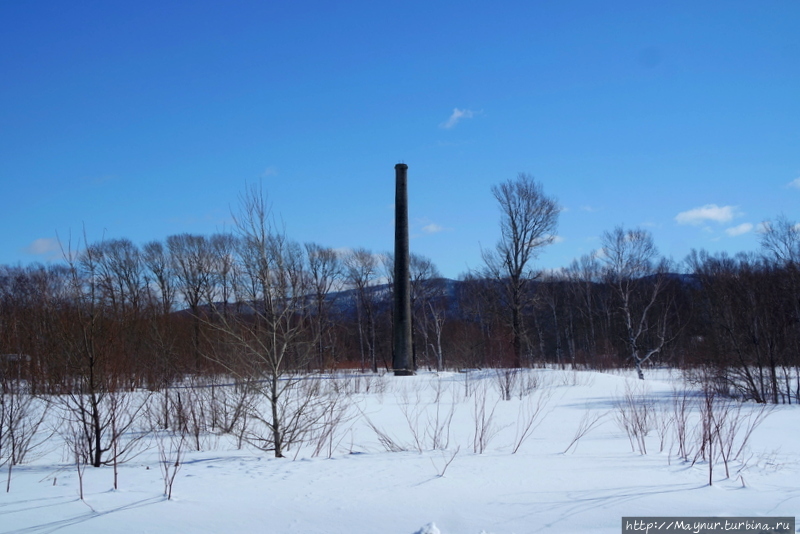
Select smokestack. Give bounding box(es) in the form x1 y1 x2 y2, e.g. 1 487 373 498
393 163 413 376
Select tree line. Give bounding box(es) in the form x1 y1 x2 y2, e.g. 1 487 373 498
1 179 799 405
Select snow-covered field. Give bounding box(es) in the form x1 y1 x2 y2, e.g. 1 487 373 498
2 369 798 534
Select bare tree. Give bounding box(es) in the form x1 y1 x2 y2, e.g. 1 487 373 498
537 272 567 369
142 240 176 316
140 240 181 391
688 250 798 403
760 217 800 401
167 233 215 368
305 243 342 370
482 173 559 367
53 238 151 472
562 407 606 454
105 390 151 489
94 239 155 388
344 248 380 372
1 377 50 492
149 395 188 501
600 226 676 380
209 233 240 320
453 273 507 370
613 381 653 453
409 254 447 371
208 185 320 458
564 253 604 368
58 240 115 468
95 238 146 316
471 381 501 454
760 215 800 265
512 385 552 453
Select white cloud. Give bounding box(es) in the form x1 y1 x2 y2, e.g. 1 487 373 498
753 221 799 235
725 223 753 237
25 237 61 258
789 177 800 189
440 108 476 129
422 223 445 234
262 166 278 178
675 204 737 225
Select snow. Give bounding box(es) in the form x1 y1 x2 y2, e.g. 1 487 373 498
415 523 441 534
2 369 798 534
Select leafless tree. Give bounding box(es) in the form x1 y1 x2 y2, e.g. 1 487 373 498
105 390 151 489
471 381 501 453
305 242 343 370
161 380 213 452
209 233 240 320
564 253 605 368
0 263 75 393
409 254 447 371
140 239 181 392
207 185 320 458
309 383 354 458
512 385 552 453
430 445 460 478
151 404 188 501
453 274 508 371
688 250 798 403
562 406 605 454
759 217 800 401
494 368 519 401
167 233 215 368
425 380 456 451
343 248 380 372
600 226 677 379
1 377 50 492
57 240 115 468
671 384 695 462
49 237 151 475
95 238 146 316
613 381 653 454
94 239 156 388
760 215 800 265
537 271 569 369
142 240 176 316
63 419 89 501
482 173 559 367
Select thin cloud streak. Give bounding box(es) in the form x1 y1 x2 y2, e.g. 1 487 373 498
24 237 61 258
440 108 476 129
422 223 445 234
725 223 753 237
675 204 737 225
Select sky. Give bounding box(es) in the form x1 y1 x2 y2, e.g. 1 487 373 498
1 1 798 279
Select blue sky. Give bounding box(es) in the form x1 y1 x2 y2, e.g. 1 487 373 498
1 1 798 278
